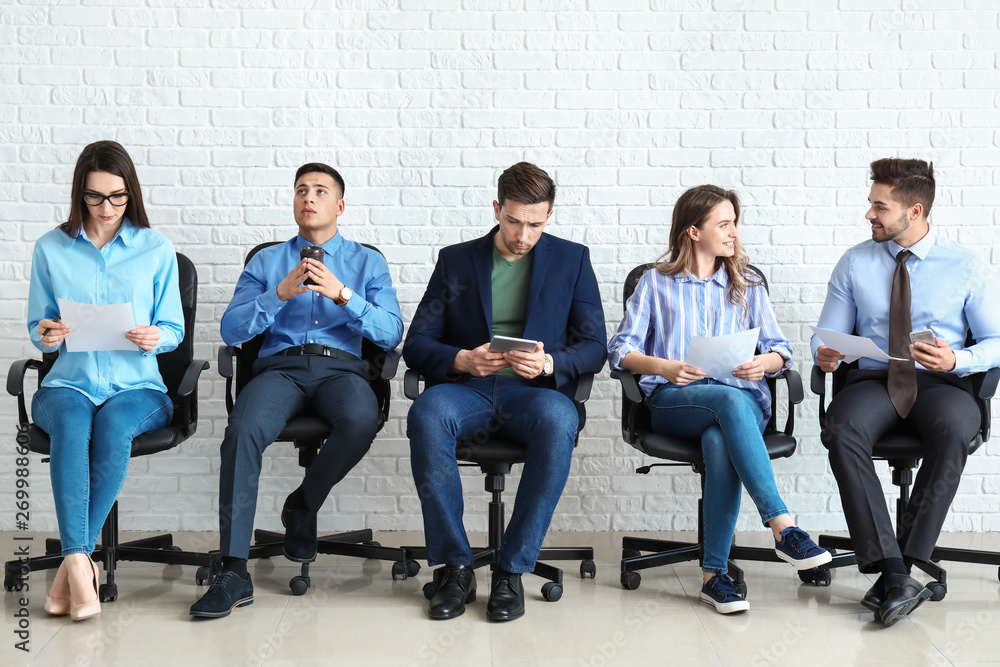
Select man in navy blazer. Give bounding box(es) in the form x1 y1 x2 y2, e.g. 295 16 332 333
404 162 607 622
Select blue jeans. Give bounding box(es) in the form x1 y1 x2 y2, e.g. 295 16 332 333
407 376 578 573
648 380 789 573
32 387 173 556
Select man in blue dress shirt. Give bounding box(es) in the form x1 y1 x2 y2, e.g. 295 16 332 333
191 163 403 618
813 158 1000 626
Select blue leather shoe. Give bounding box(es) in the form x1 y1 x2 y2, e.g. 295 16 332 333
189 571 254 618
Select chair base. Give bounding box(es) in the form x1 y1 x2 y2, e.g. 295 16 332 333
3 502 215 603
242 527 420 596
618 534 787 596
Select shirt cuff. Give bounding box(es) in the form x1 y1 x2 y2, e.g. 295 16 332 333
261 288 284 314
340 291 366 319
951 348 972 375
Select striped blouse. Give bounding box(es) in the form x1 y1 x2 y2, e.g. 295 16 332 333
608 265 792 419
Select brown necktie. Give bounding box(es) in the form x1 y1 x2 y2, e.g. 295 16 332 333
888 249 917 418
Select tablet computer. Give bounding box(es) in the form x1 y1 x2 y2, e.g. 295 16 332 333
488 335 539 353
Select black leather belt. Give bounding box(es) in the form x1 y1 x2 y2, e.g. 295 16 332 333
278 344 360 362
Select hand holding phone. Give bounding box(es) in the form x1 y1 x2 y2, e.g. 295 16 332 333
909 329 935 346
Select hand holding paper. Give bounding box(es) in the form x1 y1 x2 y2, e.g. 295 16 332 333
810 326 907 364
58 299 139 352
685 328 760 381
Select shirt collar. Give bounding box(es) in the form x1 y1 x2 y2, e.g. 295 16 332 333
673 264 729 287
74 218 135 248
887 230 934 262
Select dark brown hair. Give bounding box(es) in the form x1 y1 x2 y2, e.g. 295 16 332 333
60 140 149 236
295 162 345 199
656 184 757 316
497 162 556 211
870 158 935 217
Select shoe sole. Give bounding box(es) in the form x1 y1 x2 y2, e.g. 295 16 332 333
775 548 833 571
860 597 881 614
700 593 750 614
189 596 254 618
880 587 932 627
487 609 525 622
282 549 317 564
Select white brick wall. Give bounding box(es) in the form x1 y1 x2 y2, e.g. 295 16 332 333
2 1 999 538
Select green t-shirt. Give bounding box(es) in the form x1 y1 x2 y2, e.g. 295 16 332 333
491 243 533 377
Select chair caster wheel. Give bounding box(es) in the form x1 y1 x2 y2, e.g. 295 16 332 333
580 560 596 579
99 583 118 602
392 561 408 581
621 572 641 590
927 582 947 602
622 549 641 560
195 566 212 586
422 581 437 601
735 581 748 598
289 575 310 596
804 568 831 586
407 560 420 577
541 582 562 602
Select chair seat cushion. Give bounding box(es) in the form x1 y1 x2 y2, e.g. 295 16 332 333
26 424 183 458
278 416 332 442
632 430 796 465
457 437 527 465
871 432 983 463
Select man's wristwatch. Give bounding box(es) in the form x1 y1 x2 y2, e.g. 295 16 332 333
335 285 352 306
541 353 553 377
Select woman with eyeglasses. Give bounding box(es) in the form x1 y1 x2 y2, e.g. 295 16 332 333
27 140 183 620
608 185 830 615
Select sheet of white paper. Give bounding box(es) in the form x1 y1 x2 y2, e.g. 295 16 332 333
58 299 138 353
809 326 907 363
685 327 760 380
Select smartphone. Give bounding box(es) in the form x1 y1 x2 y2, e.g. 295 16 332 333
909 329 935 346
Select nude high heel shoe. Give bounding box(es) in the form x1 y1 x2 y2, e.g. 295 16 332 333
44 561 70 616
69 557 101 621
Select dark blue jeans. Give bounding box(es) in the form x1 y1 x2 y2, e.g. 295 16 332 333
407 376 578 573
32 387 173 555
218 355 379 559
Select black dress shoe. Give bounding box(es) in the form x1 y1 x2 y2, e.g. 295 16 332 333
861 575 885 613
281 496 317 563
428 565 477 620
879 573 931 627
487 569 524 622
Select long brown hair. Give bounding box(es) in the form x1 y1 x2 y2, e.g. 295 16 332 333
656 184 757 315
60 140 149 236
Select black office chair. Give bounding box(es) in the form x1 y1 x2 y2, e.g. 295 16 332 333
809 342 1000 600
217 241 416 596
613 263 812 595
4 253 212 602
402 371 597 603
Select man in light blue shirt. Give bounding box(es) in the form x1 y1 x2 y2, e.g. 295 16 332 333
813 158 1000 626
191 163 403 618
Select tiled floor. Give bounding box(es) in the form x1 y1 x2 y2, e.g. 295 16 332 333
3 530 1000 666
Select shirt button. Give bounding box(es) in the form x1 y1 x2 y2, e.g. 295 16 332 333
102 373 106 378
309 339 313 343
314 320 319 324
99 267 104 272
99 294 104 298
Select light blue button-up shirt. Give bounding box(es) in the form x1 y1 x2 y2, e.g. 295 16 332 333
811 233 1000 375
27 221 184 405
220 232 403 357
608 266 793 419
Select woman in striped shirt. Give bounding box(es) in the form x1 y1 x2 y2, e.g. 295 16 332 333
608 184 830 615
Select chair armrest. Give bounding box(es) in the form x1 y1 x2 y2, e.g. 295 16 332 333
381 349 401 381
979 367 1000 401
403 369 424 400
610 369 644 406
810 364 827 397
573 373 595 403
7 358 44 429
772 368 802 436
217 345 236 379
7 359 43 398
176 360 210 398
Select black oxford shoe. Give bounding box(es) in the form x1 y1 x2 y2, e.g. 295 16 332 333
861 575 885 614
879 573 931 627
487 569 524 622
428 564 477 620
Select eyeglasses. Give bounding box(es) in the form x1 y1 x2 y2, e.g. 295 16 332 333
83 192 129 207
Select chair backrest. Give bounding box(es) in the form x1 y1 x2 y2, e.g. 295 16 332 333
231 241 393 431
